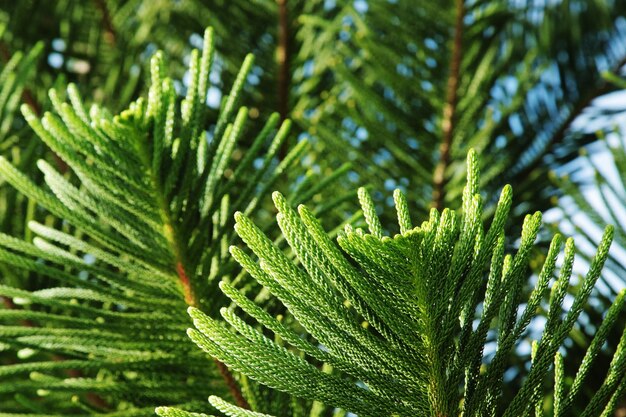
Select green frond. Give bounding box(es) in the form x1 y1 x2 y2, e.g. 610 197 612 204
0 2 625 416
208 395 274 417
156 406 212 417
0 27 346 416
183 151 623 416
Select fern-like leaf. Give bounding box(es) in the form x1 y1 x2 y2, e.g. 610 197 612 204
184 150 623 416
0 27 340 416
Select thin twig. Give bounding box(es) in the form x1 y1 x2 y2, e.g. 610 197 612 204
277 0 291 159
0 296 34 327
433 0 464 210
174 260 249 408
277 0 290 122
215 359 251 409
93 0 117 46
57 356 111 410
516 53 626 180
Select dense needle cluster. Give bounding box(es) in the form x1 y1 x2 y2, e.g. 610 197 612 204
158 151 625 417
0 3 625 415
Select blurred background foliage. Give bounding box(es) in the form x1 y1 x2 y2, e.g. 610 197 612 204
3 0 626 221
0 0 625 415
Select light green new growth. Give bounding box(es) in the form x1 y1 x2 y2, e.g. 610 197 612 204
167 150 624 416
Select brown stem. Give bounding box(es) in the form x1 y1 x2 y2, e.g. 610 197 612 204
215 359 251 409
432 0 464 210
176 261 196 307
92 0 117 46
85 393 112 410
1 295 13 309
168 232 248 408
277 0 291 160
0 42 9 61
174 259 248 408
277 0 290 122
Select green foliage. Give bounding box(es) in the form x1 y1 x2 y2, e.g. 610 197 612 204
0 2 625 417
289 0 626 221
0 29 41 148
549 125 626 409
0 23 48 299
556 131 626 296
3 1 626 223
0 27 343 415
170 151 625 416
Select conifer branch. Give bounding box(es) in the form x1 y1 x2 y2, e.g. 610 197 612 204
147 161 196 307
552 54 626 146
0 26 345 413
137 49 249 407
1 4 625 415
0 27 324 413
156 178 248 408
179 150 623 417
433 0 464 210
514 53 626 180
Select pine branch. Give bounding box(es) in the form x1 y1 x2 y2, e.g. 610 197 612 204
178 150 624 416
432 0 464 210
0 38 69 174
549 39 626 149
0 26 345 415
515 53 626 182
